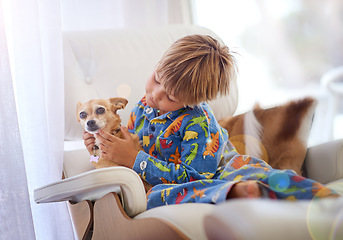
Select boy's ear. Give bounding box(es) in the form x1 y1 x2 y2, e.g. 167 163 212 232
76 102 83 122
109 97 128 114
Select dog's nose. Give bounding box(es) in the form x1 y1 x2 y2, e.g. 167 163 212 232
87 120 96 127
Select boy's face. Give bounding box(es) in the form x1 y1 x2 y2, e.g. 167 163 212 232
145 72 184 115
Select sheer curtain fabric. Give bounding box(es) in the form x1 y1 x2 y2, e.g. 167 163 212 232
1 0 73 239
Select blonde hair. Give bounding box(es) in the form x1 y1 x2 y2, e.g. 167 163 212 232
156 34 237 106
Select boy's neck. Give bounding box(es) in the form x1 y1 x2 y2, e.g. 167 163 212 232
157 109 166 116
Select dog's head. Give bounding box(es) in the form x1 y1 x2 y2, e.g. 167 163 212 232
76 97 128 134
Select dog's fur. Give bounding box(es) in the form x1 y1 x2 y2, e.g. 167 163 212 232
77 97 152 192
219 97 317 175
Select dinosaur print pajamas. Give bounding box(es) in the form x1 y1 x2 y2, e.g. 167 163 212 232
128 96 338 209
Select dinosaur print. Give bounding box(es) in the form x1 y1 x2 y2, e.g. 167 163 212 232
174 164 181 171
191 187 206 199
160 139 173 149
151 119 167 125
203 109 211 124
164 114 189 138
127 112 136 130
135 117 145 134
233 174 244 181
250 173 268 179
148 157 171 172
177 166 188 181
175 188 188 204
143 135 150 147
185 143 198 165
291 175 306 182
141 95 147 106
168 147 181 165
199 172 215 179
148 143 156 157
285 195 297 201
219 170 234 180
155 131 164 155
203 132 220 157
160 177 177 184
231 155 251 169
186 116 208 137
141 171 147 181
250 163 270 172
161 187 173 203
178 108 189 115
197 179 214 186
312 182 339 198
281 185 303 193
183 131 198 141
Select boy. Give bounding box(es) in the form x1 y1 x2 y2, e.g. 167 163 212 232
84 35 338 209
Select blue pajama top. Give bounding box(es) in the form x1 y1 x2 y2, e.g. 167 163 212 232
127 96 228 186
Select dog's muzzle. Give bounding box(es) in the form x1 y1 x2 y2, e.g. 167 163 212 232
86 120 99 132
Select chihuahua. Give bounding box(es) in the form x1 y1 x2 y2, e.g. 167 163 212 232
77 97 141 168
77 97 152 192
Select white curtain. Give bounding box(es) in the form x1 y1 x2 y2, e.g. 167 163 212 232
1 0 73 239
0 3 36 239
1 0 193 239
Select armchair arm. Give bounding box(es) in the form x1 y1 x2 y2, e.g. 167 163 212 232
305 139 343 184
34 167 147 217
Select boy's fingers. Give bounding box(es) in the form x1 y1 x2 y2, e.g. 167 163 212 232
121 126 131 139
98 130 112 141
83 131 94 140
97 129 122 143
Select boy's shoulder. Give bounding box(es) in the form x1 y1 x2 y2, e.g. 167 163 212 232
177 103 217 124
185 102 214 117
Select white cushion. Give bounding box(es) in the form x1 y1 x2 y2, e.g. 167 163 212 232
306 139 343 184
135 203 214 240
204 197 343 240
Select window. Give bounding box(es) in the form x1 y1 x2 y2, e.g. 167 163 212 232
193 0 343 143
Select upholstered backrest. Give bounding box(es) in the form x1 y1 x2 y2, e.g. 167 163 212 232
63 25 238 142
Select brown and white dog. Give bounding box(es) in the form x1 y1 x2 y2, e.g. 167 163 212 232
77 97 152 192
76 97 142 168
219 97 317 175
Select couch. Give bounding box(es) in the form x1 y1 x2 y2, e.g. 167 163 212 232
34 25 343 240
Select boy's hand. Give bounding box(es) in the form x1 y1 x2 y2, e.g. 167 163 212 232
83 131 96 155
95 126 139 168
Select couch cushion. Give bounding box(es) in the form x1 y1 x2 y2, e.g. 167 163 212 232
306 139 343 184
135 203 214 240
204 197 343 240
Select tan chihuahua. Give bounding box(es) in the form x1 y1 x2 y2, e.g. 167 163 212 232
77 97 141 167
76 97 152 192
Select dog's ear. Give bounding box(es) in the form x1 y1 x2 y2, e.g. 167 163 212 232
76 102 83 122
109 97 128 114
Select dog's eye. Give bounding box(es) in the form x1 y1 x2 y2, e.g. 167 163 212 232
96 107 105 115
79 112 87 119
